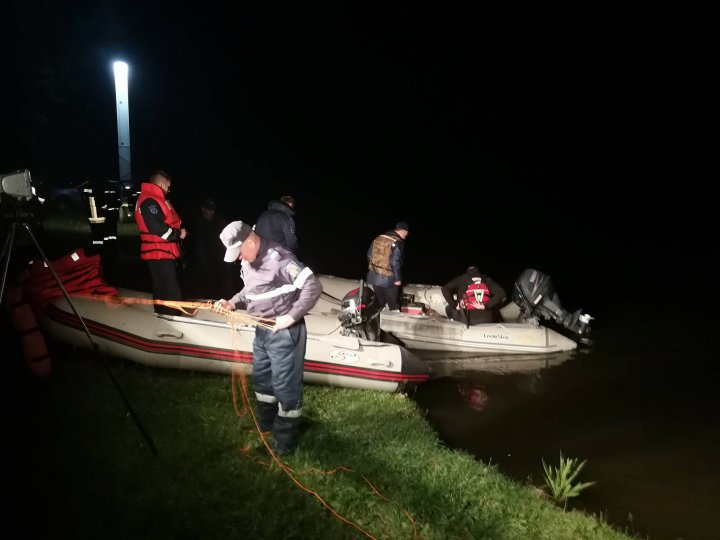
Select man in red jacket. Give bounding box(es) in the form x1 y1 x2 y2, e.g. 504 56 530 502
134 170 187 315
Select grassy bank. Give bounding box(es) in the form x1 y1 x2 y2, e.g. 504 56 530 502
11 344 632 540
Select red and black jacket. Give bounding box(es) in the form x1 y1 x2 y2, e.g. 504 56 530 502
441 270 507 311
135 183 182 260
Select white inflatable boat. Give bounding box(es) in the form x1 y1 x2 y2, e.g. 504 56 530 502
313 273 592 355
38 288 430 392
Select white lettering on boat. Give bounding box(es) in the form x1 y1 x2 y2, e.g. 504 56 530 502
481 333 509 340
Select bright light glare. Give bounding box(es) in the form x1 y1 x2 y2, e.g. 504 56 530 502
113 61 129 80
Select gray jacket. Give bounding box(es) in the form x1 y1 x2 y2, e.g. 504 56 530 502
229 239 321 322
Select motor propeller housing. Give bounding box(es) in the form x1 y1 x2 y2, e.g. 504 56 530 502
338 283 382 341
512 268 593 345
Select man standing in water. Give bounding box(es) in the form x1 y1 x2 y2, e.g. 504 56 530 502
215 221 321 456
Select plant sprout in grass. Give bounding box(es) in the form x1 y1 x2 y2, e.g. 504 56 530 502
542 451 597 509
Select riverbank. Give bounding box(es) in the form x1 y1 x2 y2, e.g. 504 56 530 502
10 341 632 540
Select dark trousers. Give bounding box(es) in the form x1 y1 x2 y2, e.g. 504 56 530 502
145 259 182 315
374 284 400 310
252 322 307 453
446 306 496 325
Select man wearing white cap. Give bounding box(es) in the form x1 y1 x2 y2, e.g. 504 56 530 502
215 221 322 455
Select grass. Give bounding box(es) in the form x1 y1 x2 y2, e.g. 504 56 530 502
11 343 633 540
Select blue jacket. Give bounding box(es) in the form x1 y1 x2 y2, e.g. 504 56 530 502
255 200 298 253
366 230 405 287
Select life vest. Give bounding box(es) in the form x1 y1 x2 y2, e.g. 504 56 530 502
135 183 182 260
368 234 397 277
460 278 491 310
23 249 118 312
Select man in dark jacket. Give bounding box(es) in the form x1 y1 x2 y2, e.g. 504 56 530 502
441 265 507 325
366 221 409 311
183 197 231 299
255 195 298 253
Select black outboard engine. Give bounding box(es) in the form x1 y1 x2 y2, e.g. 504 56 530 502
512 268 593 345
338 282 382 341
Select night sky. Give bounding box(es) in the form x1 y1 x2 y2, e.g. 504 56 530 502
4 2 716 311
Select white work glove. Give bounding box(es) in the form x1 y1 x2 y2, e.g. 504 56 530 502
273 315 295 332
213 299 235 311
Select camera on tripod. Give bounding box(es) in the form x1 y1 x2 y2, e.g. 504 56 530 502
1 169 42 224
1 169 34 200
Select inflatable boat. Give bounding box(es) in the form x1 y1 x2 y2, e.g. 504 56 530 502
25 250 429 392
313 271 592 355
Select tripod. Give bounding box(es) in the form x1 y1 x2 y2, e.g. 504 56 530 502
0 220 157 456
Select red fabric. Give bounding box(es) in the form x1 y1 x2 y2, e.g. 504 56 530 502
461 281 491 310
23 248 118 313
135 182 182 260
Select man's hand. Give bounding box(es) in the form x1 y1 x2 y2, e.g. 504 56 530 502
180 228 188 240
467 299 485 310
394 280 401 286
273 315 295 332
213 299 235 311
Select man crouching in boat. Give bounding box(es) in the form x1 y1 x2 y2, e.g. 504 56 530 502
441 266 507 325
215 221 322 456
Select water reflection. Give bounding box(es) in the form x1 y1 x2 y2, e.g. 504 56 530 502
412 342 720 540
413 350 575 435
417 350 575 414
420 350 575 378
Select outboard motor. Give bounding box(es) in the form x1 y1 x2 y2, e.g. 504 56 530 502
338 282 382 341
512 268 593 345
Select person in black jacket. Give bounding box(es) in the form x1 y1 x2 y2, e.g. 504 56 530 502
255 195 298 253
441 265 507 325
183 197 232 299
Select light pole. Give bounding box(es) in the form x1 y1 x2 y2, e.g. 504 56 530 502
113 61 131 183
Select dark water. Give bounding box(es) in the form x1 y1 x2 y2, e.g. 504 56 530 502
412 307 720 540
7 213 719 540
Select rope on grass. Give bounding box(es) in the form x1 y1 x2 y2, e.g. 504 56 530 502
78 292 418 538
230 370 419 540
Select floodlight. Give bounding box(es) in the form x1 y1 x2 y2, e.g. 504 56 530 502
1 170 34 201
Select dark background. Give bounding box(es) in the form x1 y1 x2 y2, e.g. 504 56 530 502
3 2 716 313
4 6 719 539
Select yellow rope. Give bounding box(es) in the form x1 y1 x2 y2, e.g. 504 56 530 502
73 294 276 329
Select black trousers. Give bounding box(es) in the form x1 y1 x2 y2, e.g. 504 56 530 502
145 259 182 315
374 284 400 310
445 306 496 325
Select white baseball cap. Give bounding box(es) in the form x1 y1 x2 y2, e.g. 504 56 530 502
219 221 253 262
